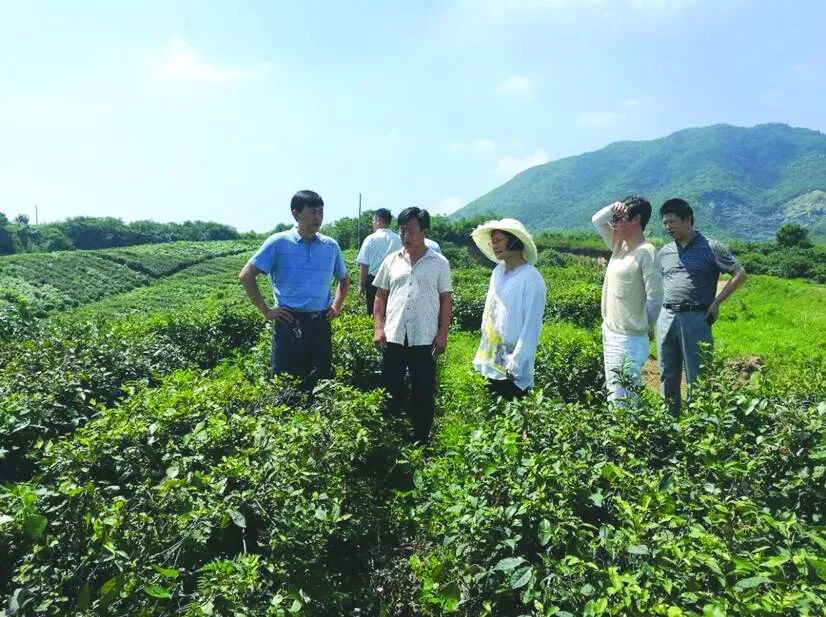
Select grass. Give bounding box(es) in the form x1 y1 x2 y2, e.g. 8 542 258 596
714 274 826 367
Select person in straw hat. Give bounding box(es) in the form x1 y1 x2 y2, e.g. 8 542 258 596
591 196 662 405
471 218 547 400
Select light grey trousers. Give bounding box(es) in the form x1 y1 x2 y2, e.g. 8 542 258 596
656 310 713 413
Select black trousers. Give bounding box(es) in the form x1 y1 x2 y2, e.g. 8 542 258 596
383 341 436 443
365 274 378 316
271 311 332 391
487 378 528 401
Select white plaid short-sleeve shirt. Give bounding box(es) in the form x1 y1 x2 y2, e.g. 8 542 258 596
373 248 453 346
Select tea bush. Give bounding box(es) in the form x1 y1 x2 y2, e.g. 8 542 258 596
0 303 265 481
403 365 826 616
1 368 398 616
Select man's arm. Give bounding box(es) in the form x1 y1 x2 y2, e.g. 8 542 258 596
591 202 620 250
327 275 350 319
432 292 452 355
373 288 388 349
358 264 369 296
238 262 293 323
706 266 747 325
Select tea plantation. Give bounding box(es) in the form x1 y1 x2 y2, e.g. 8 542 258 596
1 241 824 616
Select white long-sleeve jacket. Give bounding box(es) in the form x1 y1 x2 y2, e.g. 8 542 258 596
473 263 547 391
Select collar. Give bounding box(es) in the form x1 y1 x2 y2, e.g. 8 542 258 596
677 230 700 250
394 246 433 262
291 227 319 244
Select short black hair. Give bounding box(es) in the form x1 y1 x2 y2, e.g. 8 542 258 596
373 208 392 224
494 229 524 252
291 190 324 213
660 198 694 225
397 207 430 230
621 195 652 230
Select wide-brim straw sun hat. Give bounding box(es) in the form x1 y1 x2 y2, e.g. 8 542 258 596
471 218 538 265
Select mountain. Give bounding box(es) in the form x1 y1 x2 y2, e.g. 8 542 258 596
452 123 826 241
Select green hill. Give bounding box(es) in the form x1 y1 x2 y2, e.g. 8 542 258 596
452 123 826 241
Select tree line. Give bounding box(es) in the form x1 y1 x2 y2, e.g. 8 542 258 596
0 214 242 255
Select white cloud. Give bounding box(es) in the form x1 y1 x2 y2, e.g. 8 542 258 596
472 138 496 154
496 76 534 96
151 36 268 84
448 138 496 154
617 97 643 109
577 111 625 126
495 150 549 178
430 197 466 215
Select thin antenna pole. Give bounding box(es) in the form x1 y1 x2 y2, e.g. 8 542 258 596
356 192 362 248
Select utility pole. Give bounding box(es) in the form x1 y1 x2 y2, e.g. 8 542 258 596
356 192 362 248
35 204 38 225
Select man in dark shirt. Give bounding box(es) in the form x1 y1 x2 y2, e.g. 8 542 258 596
656 198 747 413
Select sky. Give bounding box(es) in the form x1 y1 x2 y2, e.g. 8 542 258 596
1 0 825 232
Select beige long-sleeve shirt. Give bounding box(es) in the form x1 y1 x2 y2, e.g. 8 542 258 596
592 205 663 337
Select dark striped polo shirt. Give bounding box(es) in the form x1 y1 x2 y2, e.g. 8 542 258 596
658 232 739 305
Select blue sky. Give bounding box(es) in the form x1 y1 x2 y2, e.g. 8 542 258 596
2 0 825 232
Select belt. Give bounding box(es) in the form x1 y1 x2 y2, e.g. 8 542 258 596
663 303 709 313
292 309 328 319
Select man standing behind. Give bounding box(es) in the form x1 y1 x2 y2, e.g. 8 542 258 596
357 208 401 316
373 207 452 443
657 198 747 413
239 190 349 391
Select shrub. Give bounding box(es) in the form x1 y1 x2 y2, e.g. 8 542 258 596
402 362 826 616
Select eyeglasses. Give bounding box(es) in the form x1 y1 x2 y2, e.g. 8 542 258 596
610 214 628 224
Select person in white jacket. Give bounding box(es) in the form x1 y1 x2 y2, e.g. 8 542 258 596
471 219 546 400
591 196 663 405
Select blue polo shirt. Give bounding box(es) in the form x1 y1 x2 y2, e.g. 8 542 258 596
249 228 347 312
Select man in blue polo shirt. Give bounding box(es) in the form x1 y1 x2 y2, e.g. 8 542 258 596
239 190 349 390
657 198 747 413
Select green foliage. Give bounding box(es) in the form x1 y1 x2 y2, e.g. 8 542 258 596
453 123 826 241
0 240 257 319
403 364 826 616
2 235 825 617
713 274 826 368
776 223 812 248
0 216 241 255
332 313 383 390
533 324 605 404
1 369 394 615
732 240 826 283
0 303 265 481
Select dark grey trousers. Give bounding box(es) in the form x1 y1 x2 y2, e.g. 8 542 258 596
365 274 378 316
271 311 332 391
656 310 713 414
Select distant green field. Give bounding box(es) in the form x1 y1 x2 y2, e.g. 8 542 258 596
59 253 254 323
714 274 826 367
0 240 257 318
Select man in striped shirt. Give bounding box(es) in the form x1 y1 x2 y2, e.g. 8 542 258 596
657 198 747 413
